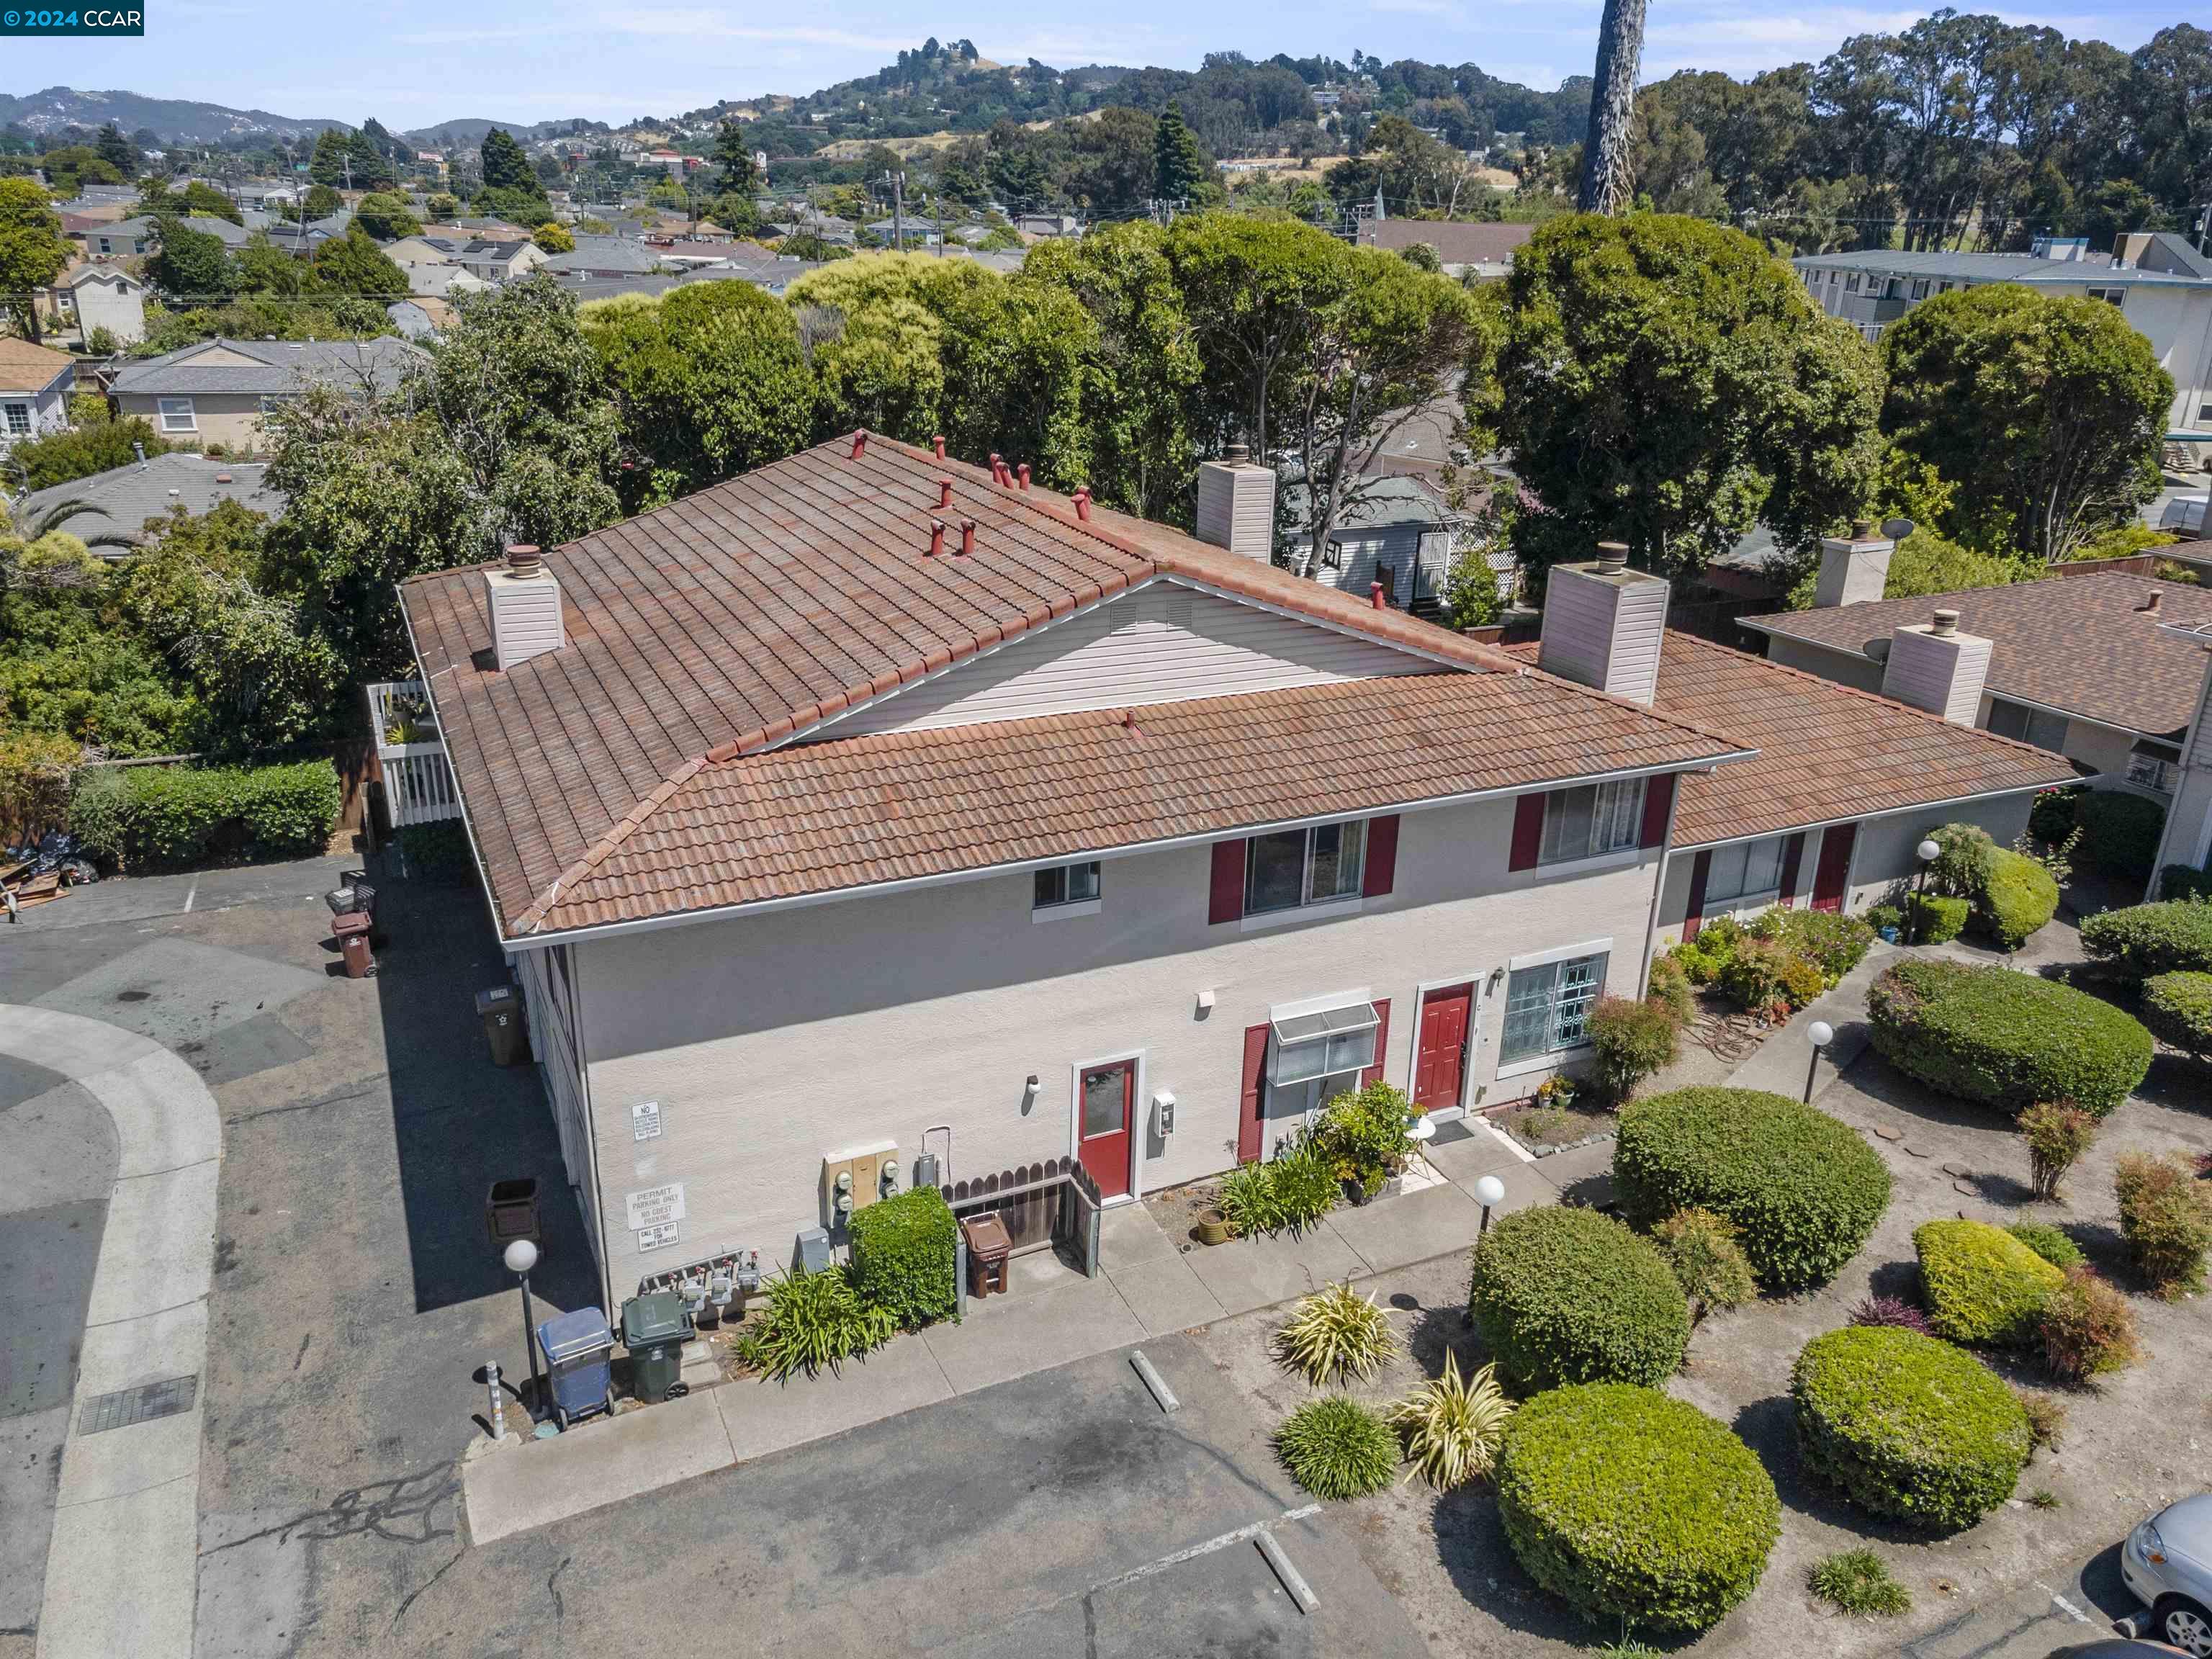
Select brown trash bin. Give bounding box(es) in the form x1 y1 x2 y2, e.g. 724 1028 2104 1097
486 1177 541 1246
476 985 528 1066
332 911 373 979
961 1213 1012 1299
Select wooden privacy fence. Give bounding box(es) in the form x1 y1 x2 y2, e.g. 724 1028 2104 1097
940 1155 1104 1278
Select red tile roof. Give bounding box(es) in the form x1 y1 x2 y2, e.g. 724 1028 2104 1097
401 435 1745 938
1740 570 2212 737
1507 631 2077 845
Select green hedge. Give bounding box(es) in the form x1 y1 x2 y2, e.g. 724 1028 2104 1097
2005 1220 2085 1272
1496 1383 1779 1633
1614 1087 1892 1291
2142 971 2212 1056
2075 791 2167 883
1791 1325 2030 1532
1906 891 1969 944
2080 902 2212 980
1913 1218 2065 1344
1979 848 2059 950
2160 865 2212 903
847 1187 958 1330
1866 958 2152 1118
68 760 342 869
1468 1205 1689 1391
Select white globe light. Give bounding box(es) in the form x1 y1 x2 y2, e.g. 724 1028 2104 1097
1917 839 1941 863
503 1238 539 1274
1474 1174 1506 1206
1808 1020 1835 1048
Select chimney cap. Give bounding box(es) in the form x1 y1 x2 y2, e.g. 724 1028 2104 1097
1851 518 1876 539
504 543 544 577
2141 588 2164 613
1930 606 1960 636
1593 541 1629 575
1223 441 1251 465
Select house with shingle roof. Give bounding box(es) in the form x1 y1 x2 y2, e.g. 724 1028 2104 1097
109 336 425 453
383 434 2067 1298
0 338 75 449
16 453 282 554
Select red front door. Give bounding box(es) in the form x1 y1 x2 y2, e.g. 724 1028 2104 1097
1077 1060 1136 1199
1413 984 1474 1112
1811 822 1858 913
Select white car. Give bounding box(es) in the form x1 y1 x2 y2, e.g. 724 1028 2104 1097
2124 1496 2212 1655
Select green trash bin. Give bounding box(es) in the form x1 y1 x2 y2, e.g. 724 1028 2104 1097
621 1291 693 1403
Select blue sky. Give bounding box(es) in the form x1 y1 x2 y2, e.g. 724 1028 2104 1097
7 0 2200 130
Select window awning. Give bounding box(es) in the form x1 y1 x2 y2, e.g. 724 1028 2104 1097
1271 1001 1380 1087
1272 1002 1379 1048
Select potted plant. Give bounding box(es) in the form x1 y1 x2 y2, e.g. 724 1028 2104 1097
1313 1082 1416 1205
1195 1206 1233 1246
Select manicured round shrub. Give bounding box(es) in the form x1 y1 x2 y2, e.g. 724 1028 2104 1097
1907 891 1969 943
1468 1205 1689 1391
2142 971 2212 1056
1867 958 2152 1118
1915 1218 2066 1344
1274 1395 1400 1500
2075 790 2167 883
2080 902 2212 980
1496 1383 1780 1633
1614 1087 1892 1290
1791 1325 2031 1531
1980 848 2059 949
847 1185 957 1330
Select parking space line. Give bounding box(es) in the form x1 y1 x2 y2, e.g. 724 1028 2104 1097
2038 1583 2095 1624
1089 1503 1324 1596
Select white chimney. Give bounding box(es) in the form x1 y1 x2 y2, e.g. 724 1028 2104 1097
1881 607 1990 724
1195 444 1276 562
1813 520 1895 608
1537 544 1671 706
485 544 566 672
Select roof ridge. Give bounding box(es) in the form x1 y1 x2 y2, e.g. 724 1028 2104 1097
513 750 715 935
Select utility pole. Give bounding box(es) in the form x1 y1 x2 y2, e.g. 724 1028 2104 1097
887 168 907 251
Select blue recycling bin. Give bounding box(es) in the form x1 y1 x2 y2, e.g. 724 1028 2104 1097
536 1308 613 1429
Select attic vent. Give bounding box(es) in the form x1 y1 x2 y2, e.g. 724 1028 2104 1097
1162 586 1194 631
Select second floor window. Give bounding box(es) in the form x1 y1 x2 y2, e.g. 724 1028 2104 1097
1539 778 1645 866
1246 819 1365 915
1704 835 1785 905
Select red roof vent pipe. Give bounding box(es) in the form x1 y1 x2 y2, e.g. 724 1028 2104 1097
1370 582 1386 610
928 520 945 557
938 477 954 509
1074 487 1092 521
850 430 868 460
988 451 1004 484
932 433 946 461
1016 462 1031 490
958 518 976 556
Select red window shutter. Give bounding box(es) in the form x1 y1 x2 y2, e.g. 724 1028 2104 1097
1509 793 1547 871
1639 773 1674 849
1778 832 1807 904
1237 1022 1270 1164
1683 849 1712 940
1360 999 1391 1089
1361 814 1400 898
1208 839 1246 925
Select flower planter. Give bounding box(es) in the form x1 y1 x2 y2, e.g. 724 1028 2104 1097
1195 1210 1233 1246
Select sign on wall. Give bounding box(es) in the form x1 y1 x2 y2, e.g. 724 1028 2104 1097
625 1182 685 1231
636 1221 680 1253
632 1100 663 1141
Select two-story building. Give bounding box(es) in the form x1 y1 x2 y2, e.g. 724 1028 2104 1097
0 338 75 449
393 435 2069 1307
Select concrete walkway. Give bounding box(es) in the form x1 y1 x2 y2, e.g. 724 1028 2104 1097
0 1005 221 1659
463 1115 1562 1546
1722 940 1899 1100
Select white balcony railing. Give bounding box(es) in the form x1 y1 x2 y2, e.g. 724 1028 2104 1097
367 680 463 827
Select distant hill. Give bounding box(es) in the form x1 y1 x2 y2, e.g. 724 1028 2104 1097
395 118 606 152
0 86 350 144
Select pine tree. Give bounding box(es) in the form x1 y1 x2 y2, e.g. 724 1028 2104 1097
1154 104 1209 203
713 120 759 198
346 128 392 189
94 122 139 178
309 128 351 189
477 127 549 216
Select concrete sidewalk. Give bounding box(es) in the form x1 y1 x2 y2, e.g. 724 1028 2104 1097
463 1115 1564 1545
1722 940 1899 1100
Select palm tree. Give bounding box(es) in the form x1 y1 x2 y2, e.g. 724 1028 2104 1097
1578 0 1650 215
1 497 136 588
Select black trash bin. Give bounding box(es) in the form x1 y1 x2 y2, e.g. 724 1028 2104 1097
476 985 528 1066
621 1292 693 1403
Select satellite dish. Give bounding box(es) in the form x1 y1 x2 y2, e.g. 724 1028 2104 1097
1866 638 1892 663
1881 517 1916 542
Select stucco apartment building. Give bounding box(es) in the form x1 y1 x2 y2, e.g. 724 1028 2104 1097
395 436 2070 1305
109 336 423 452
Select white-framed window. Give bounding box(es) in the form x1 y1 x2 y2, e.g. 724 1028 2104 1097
1267 999 1378 1123
1985 697 2069 753
1911 279 1930 299
156 397 197 433
1033 860 1100 911
2087 287 2125 308
1539 778 1645 866
1704 835 1785 907
1500 952 1609 1065
257 395 284 415
2 403 30 436
1245 819 1365 915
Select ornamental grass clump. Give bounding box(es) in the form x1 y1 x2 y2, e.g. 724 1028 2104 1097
737 1266 896 1381
2038 1267 2141 1385
1653 1208 1757 1325
1274 1395 1400 1501
1791 1325 2031 1531
1272 1281 1398 1386
1495 1383 1780 1634
2020 1102 2098 1201
1388 1353 1512 1491
1468 1205 1690 1391
1808 1549 1912 1617
1614 1087 1892 1290
2115 1151 2212 1297
1914 1218 2066 1346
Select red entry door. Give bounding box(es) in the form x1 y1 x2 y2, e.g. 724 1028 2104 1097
1412 984 1474 1112
1811 823 1858 913
1077 1060 1136 1198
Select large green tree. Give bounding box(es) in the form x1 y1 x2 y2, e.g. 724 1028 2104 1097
712 120 760 199
1475 213 1884 585
1880 285 2172 562
1154 104 1213 203
94 122 139 179
145 220 236 304
477 127 549 220
309 128 351 188
0 178 70 342
310 226 408 297
351 189 421 240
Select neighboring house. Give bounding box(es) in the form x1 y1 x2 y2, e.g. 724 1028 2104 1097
1014 212 1080 238
2153 610 2212 881
109 336 425 452
1740 533 2212 803
386 298 450 339
1355 220 1534 280
539 236 669 278
1287 472 1475 616
0 338 75 449
408 264 490 300
453 239 549 283
394 434 1767 1297
81 214 251 259
381 235 463 269
15 453 283 554
61 265 148 344
1794 232 2212 438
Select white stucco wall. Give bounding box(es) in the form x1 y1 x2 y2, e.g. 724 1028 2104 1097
565 793 1665 1292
